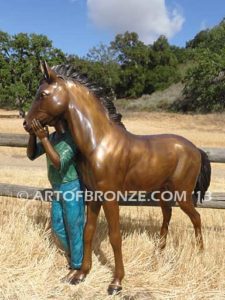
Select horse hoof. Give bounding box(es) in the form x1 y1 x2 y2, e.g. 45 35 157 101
159 244 166 251
60 270 78 283
70 274 86 285
70 278 85 285
107 284 122 295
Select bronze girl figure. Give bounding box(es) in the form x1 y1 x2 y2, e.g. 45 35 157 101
26 118 85 282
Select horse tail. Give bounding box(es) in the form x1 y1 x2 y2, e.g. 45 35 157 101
193 149 211 204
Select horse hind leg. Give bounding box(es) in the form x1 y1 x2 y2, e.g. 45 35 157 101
177 191 203 250
159 196 172 249
171 150 203 250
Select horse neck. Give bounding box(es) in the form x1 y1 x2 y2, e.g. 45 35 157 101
65 83 113 156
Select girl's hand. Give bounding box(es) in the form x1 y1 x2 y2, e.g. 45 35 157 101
31 119 49 141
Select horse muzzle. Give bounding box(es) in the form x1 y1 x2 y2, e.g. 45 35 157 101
23 120 31 132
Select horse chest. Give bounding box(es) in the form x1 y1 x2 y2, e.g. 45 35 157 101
78 146 125 191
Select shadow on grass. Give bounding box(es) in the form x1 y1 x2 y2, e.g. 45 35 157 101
92 212 161 273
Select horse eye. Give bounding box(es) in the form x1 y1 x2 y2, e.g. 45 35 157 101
40 91 49 98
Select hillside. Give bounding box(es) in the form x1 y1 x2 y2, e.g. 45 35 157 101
116 82 184 112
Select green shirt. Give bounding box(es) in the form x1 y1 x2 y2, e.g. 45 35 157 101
33 131 78 186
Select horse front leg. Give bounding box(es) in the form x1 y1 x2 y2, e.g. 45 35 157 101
102 199 124 295
70 200 102 284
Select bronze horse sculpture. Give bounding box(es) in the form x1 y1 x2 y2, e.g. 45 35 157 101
23 62 211 295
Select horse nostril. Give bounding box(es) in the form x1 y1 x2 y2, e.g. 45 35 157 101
23 120 27 127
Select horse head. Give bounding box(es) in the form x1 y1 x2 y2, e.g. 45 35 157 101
23 61 69 132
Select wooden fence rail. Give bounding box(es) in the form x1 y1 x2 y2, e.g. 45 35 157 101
0 133 28 147
0 183 225 209
0 115 20 119
1 133 225 163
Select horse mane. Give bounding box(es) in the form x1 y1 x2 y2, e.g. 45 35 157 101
52 64 125 129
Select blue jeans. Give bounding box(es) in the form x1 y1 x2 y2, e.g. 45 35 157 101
51 179 85 269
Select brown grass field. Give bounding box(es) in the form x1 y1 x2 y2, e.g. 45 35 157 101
0 110 225 299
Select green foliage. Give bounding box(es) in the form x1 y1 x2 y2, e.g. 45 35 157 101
68 33 181 99
0 29 183 111
110 32 150 98
172 49 225 112
147 36 181 90
67 50 120 98
171 46 195 64
186 19 225 53
85 44 120 96
3 18 225 113
147 65 180 91
109 32 180 98
171 19 225 113
0 31 65 111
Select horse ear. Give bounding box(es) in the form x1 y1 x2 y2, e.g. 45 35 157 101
40 60 57 83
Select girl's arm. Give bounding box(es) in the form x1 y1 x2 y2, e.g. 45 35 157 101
27 133 38 160
27 129 45 160
31 119 61 170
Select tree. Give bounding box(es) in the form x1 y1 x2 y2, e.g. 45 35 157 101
186 30 210 49
186 19 225 54
146 36 181 91
110 32 151 97
85 43 120 96
172 49 225 112
150 35 177 67
0 31 66 111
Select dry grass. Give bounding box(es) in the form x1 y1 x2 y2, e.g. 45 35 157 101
0 111 225 299
122 112 225 147
115 83 184 112
0 109 18 116
0 197 224 300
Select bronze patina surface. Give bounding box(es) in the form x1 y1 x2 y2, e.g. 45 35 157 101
24 62 211 295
